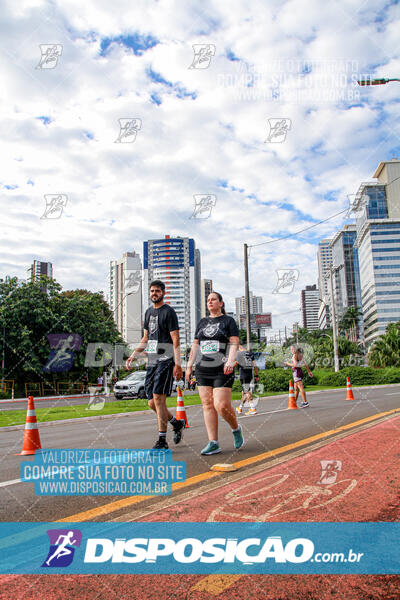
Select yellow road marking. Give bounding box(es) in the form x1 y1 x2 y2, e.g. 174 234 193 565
58 407 400 522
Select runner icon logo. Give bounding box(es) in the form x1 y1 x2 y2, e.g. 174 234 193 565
318 460 342 485
41 529 82 568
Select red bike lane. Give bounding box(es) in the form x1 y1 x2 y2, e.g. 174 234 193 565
1 415 399 599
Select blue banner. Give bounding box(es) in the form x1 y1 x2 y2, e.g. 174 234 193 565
20 449 186 496
0 522 398 574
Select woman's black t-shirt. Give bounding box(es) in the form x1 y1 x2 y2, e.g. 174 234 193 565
194 315 239 375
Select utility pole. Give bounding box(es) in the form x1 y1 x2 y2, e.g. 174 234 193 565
1 327 5 392
244 243 251 351
328 267 340 372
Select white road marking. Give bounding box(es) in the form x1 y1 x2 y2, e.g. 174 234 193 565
0 478 21 488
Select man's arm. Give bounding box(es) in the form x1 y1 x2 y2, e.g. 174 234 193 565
170 329 182 380
125 330 149 370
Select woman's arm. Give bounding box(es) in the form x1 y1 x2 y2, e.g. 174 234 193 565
225 336 239 374
185 339 199 380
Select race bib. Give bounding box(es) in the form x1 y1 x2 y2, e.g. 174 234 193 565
146 340 158 353
200 340 219 354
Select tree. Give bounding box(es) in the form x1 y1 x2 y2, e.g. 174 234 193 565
238 328 258 346
368 321 400 367
0 277 123 392
338 306 363 342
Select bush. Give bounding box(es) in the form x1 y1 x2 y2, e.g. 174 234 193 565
259 368 292 392
232 379 242 392
376 367 400 384
318 371 347 387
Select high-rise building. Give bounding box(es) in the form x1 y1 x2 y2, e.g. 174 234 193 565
235 292 263 323
353 159 400 347
143 236 201 347
317 240 333 301
110 251 142 345
301 284 320 330
330 224 363 324
201 279 213 317
29 260 53 282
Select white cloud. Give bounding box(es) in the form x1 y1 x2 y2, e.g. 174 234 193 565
1 0 400 336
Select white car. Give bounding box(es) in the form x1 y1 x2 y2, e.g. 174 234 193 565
114 372 184 400
114 372 147 400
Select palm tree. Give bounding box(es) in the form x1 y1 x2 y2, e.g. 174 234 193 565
339 306 363 342
368 321 400 367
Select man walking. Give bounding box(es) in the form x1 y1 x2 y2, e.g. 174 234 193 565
126 280 185 449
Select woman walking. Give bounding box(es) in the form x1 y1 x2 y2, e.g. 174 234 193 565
285 346 313 407
186 292 244 455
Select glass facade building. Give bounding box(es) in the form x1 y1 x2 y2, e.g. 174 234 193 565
143 236 201 347
353 161 400 347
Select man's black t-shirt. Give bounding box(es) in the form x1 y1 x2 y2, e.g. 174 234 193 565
237 350 255 379
194 315 239 374
144 304 179 364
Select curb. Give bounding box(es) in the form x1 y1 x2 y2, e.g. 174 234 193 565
2 384 399 432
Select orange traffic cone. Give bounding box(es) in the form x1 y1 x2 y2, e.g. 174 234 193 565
16 396 42 455
346 376 355 401
288 380 298 409
176 387 190 427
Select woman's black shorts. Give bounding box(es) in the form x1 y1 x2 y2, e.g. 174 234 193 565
196 370 235 389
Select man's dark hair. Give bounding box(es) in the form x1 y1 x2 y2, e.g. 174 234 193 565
149 279 165 292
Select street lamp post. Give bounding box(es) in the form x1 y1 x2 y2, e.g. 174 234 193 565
243 243 251 351
325 266 343 373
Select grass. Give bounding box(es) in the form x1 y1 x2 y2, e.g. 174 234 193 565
1 382 396 428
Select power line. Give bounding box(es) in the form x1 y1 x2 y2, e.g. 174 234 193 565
249 207 349 249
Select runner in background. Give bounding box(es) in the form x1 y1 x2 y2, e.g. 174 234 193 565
186 291 244 455
125 280 185 449
236 345 259 415
285 346 313 408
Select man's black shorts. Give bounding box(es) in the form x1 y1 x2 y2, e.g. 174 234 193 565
145 360 174 399
196 370 235 389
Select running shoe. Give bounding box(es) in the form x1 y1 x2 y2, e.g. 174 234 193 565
200 441 221 455
152 438 169 450
233 425 245 450
173 419 186 444
300 401 309 408
245 408 257 415
236 405 243 414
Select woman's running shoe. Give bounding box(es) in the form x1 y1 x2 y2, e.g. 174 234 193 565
245 408 257 415
301 401 309 408
233 425 245 450
201 441 221 455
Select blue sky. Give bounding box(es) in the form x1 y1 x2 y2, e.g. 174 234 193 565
1 0 400 336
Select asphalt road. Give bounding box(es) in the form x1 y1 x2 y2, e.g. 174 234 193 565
0 384 399 522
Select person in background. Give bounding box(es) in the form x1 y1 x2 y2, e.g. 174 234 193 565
285 346 313 408
236 345 259 415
